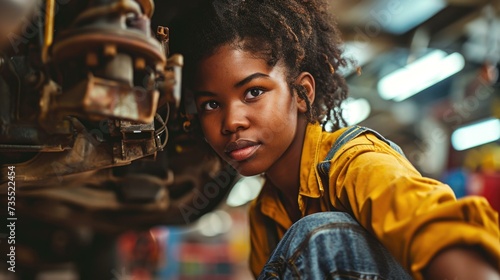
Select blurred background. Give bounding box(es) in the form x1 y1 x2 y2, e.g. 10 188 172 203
1 0 499 279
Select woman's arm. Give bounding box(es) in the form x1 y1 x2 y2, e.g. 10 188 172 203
328 133 500 279
424 246 500 279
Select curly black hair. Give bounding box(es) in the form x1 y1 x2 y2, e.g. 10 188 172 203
169 0 351 130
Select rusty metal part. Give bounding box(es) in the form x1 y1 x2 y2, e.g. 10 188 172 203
0 128 238 231
0 134 119 183
111 120 157 162
158 54 183 108
73 0 141 25
74 0 153 23
0 120 73 151
53 0 163 65
0 144 66 152
156 26 169 56
0 147 238 234
41 73 159 123
168 53 183 68
52 31 165 70
0 139 117 183
0 117 159 184
47 0 166 124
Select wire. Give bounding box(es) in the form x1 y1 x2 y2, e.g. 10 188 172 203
154 102 170 150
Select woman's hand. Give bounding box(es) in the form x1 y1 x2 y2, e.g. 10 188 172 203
424 246 500 280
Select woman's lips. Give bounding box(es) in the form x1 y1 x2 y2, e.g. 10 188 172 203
225 139 261 162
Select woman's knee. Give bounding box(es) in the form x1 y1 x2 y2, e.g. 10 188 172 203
281 212 411 279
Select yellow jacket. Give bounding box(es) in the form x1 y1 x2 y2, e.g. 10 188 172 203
248 123 500 279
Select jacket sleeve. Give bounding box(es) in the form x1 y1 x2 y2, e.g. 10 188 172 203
328 133 500 280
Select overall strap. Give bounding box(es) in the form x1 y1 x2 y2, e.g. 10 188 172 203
317 125 405 190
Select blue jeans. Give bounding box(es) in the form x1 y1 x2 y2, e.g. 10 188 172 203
258 212 413 279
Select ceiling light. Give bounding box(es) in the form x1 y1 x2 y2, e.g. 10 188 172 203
451 118 500 151
378 50 465 102
342 98 371 126
375 0 446 35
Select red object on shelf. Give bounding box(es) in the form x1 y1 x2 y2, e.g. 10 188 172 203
467 172 500 213
481 173 500 213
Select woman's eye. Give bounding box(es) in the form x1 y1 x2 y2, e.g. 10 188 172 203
203 101 219 111
245 88 265 99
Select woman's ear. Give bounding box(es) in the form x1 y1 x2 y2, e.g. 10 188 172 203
295 72 315 113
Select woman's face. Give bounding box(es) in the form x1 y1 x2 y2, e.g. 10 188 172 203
192 44 304 176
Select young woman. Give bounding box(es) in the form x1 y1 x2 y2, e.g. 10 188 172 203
170 0 500 279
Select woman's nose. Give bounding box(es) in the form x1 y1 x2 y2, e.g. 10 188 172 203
221 104 249 135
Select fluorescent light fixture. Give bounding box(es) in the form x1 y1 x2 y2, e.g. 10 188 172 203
342 98 371 125
451 118 500 151
378 50 465 102
374 0 446 34
226 176 264 207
